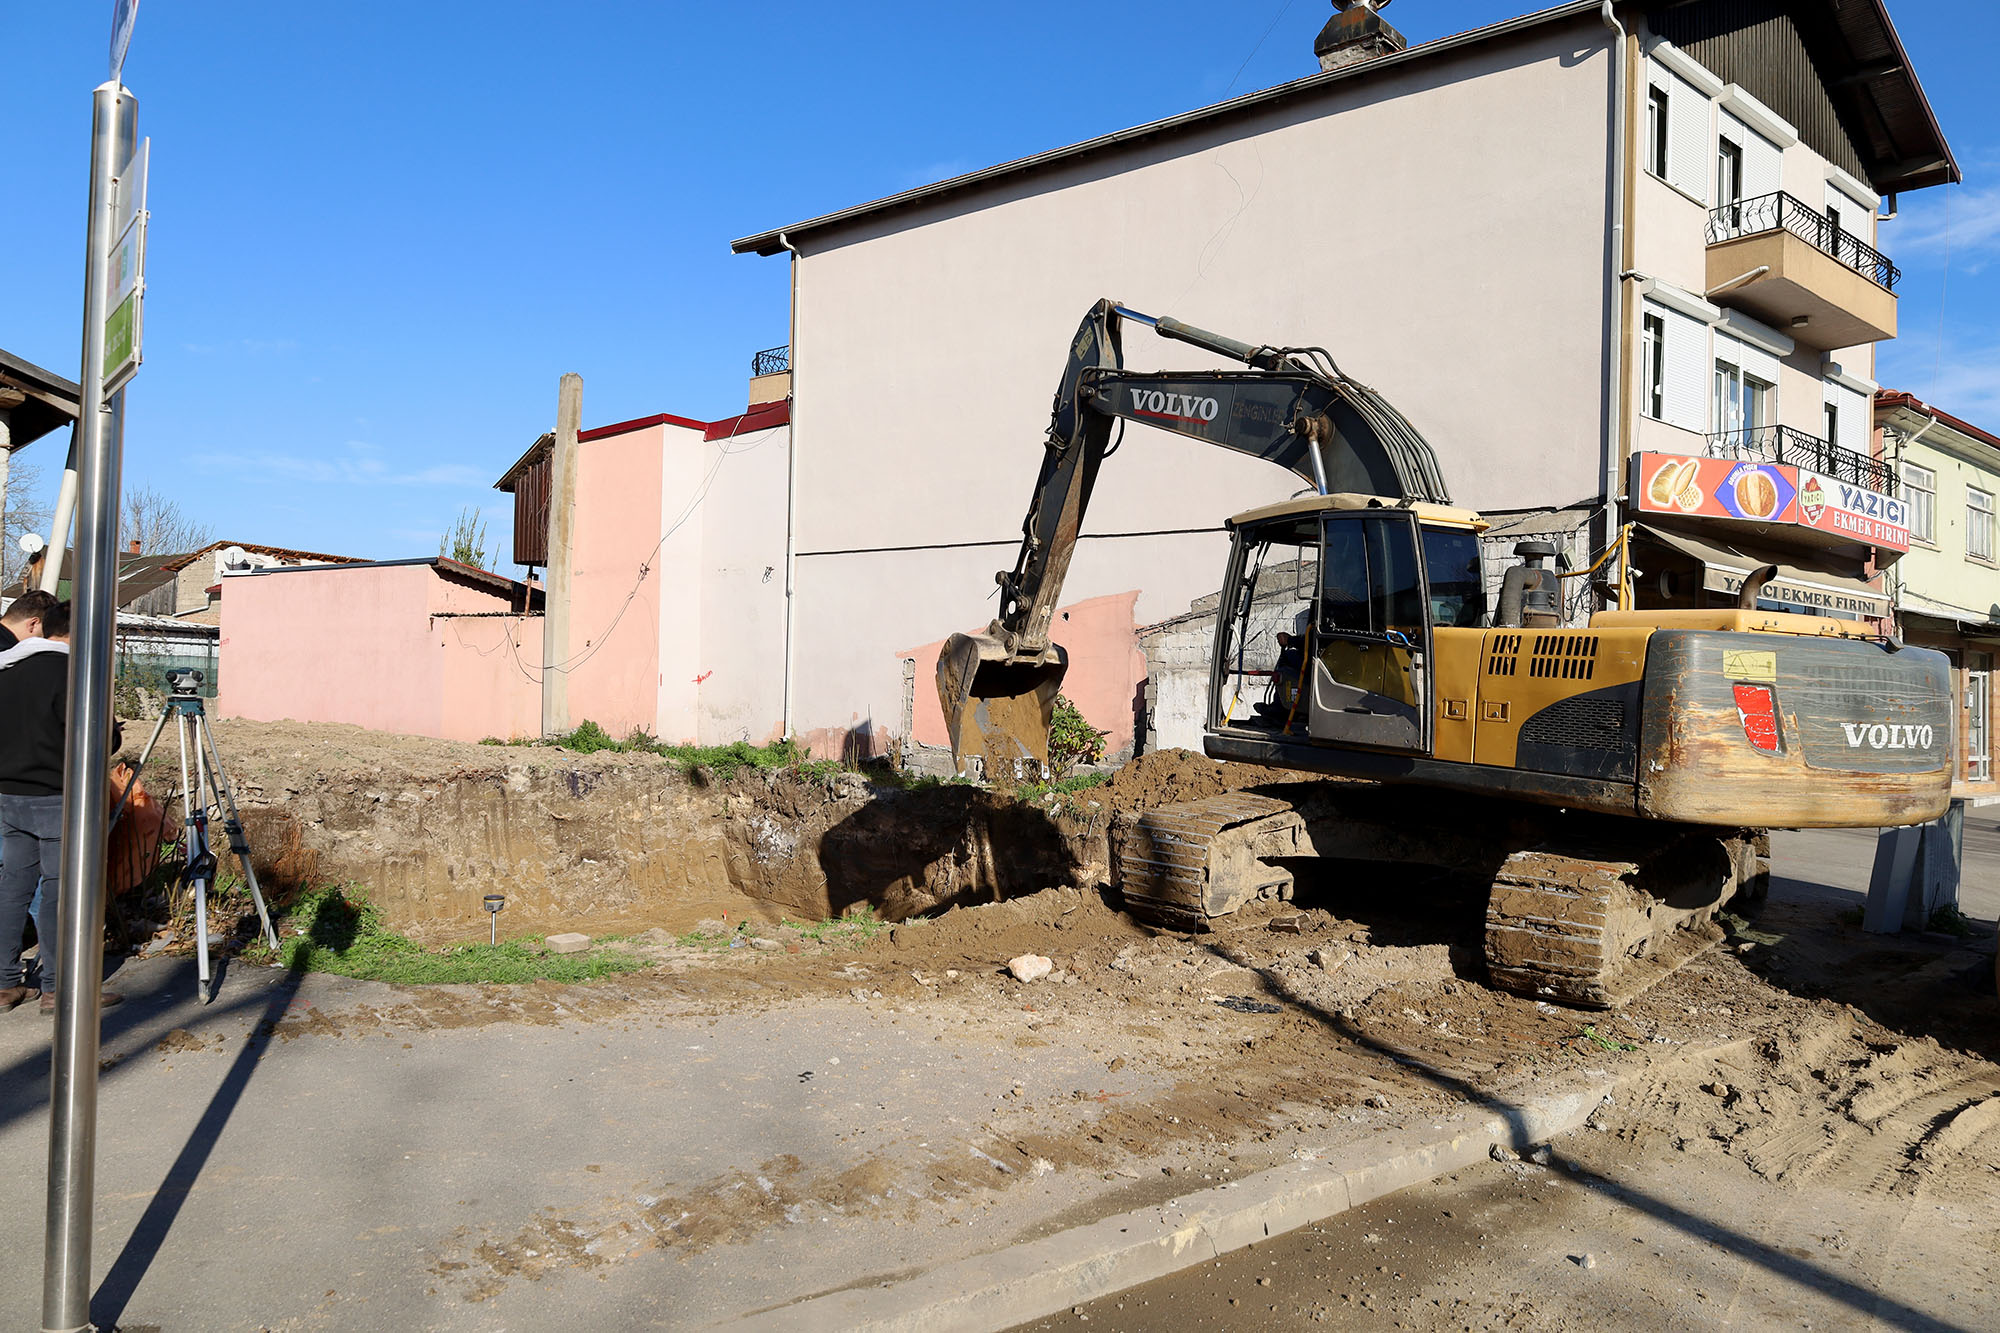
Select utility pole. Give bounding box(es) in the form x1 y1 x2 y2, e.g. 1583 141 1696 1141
45 1 148 1323
542 372 581 736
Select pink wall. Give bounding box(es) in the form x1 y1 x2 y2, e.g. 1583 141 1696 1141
566 424 664 740
220 563 541 743
899 590 1146 759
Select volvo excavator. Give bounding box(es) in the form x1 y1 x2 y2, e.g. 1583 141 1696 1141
938 299 1954 1008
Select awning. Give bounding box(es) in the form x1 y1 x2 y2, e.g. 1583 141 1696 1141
1634 524 1889 619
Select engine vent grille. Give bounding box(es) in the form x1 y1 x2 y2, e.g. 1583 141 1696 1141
1519 693 1629 752
1528 634 1598 680
1486 633 1523 677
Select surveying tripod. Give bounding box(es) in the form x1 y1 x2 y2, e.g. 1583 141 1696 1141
110 669 279 1002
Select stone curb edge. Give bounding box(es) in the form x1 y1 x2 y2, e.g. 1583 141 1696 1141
711 1074 1626 1333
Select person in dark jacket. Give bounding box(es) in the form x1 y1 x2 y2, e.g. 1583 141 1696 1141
0 590 59 654
0 600 122 1014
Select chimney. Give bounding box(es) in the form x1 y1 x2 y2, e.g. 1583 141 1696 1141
1314 0 1406 73
127 539 141 555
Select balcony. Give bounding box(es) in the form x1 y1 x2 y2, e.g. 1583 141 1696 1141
1706 424 1896 497
1705 192 1898 350
751 344 790 377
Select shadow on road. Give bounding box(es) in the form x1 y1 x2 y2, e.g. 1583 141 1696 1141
90 965 305 1329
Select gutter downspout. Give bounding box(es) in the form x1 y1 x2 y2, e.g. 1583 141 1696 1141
1600 1 1633 592
777 232 800 742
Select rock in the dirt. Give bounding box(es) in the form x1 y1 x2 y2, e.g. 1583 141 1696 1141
1269 915 1305 935
748 937 780 951
1490 1143 1518 1162
1365 1094 1391 1109
694 918 729 936
1574 1252 1598 1269
635 927 673 945
1008 954 1054 983
546 932 592 954
1529 1145 1553 1166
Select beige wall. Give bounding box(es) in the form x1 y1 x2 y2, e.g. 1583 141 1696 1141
692 418 790 745
785 18 1613 752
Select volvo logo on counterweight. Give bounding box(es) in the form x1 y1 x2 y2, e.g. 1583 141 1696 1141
1129 389 1221 424
1842 722 1935 751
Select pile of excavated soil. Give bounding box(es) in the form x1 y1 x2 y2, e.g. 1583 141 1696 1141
1097 748 1326 814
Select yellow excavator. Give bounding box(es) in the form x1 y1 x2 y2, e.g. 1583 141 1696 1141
939 300 1953 1007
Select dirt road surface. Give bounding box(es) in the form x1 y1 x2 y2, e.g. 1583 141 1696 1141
1019 823 2000 1332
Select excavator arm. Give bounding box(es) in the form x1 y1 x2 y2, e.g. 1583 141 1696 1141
938 297 1451 779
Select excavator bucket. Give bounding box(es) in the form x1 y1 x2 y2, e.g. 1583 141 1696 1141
936 630 1067 784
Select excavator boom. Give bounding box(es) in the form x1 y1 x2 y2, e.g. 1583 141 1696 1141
939 299 1450 779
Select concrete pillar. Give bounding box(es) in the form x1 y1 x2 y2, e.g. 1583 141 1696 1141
542 373 582 737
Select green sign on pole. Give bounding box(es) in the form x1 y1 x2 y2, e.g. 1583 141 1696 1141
101 137 147 394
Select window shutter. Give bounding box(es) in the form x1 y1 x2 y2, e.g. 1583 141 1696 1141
1825 381 1869 457
1730 118 1782 201
1715 331 1779 389
1662 66 1710 201
1826 181 1873 246
1652 301 1708 434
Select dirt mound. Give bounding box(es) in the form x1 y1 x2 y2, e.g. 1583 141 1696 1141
1098 749 1325 815
891 885 1150 971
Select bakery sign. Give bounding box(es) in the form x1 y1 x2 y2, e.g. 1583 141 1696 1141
1631 453 1909 553
1700 567 1891 619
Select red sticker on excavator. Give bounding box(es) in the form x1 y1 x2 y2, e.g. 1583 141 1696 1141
1732 682 1781 753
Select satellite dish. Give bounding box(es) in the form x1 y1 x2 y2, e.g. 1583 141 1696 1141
222 545 248 570
18 533 45 557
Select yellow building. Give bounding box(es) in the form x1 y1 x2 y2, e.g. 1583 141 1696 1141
1878 391 2000 800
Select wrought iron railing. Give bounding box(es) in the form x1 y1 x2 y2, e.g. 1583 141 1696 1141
1706 191 1899 291
1706 424 1897 496
751 344 790 377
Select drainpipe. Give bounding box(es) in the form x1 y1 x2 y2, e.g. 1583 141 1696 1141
777 231 800 742
1599 2 1633 585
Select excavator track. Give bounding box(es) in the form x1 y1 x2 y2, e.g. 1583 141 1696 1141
1111 788 1763 1008
1111 793 1310 930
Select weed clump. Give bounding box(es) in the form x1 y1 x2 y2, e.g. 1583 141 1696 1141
277 887 646 985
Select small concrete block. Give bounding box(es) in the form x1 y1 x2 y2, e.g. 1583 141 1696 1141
546 932 592 954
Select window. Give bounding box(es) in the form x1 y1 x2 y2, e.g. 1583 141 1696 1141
1318 515 1423 640
1960 488 1992 560
1421 526 1486 628
1647 86 1669 178
1902 463 1936 544
1824 400 1838 445
1642 313 1665 420
1713 359 1772 447
1716 139 1743 227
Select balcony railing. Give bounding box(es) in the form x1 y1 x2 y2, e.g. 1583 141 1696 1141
1706 191 1899 291
751 344 790 377
1706 424 1897 497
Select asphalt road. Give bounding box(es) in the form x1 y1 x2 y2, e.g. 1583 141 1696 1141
1772 806 2000 923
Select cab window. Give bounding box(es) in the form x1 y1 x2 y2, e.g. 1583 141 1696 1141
1319 514 1424 639
1422 526 1486 627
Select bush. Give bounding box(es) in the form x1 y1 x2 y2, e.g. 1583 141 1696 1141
1046 693 1108 780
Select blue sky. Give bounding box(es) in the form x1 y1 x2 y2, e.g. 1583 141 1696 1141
4 2 1995 569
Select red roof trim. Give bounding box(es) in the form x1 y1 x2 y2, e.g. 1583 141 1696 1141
578 411 709 443
1876 391 2000 453
704 399 790 441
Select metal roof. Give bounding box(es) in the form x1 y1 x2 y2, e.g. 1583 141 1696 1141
731 0 1956 257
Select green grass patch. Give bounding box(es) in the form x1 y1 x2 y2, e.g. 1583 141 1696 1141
1017 770 1112 804
277 887 648 985
782 903 885 946
1928 904 1978 938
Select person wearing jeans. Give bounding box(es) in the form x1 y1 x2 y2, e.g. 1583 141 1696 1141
0 600 121 1015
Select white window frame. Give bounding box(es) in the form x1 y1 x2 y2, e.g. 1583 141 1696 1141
1901 462 1936 545
1969 487 1996 563
1647 85 1669 179
1642 313 1665 421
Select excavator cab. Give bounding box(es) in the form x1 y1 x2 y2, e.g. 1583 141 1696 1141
1210 496 1488 757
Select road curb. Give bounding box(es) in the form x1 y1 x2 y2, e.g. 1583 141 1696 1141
715 1077 1616 1332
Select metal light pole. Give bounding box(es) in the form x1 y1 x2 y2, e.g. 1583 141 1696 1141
43 79 137 1333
